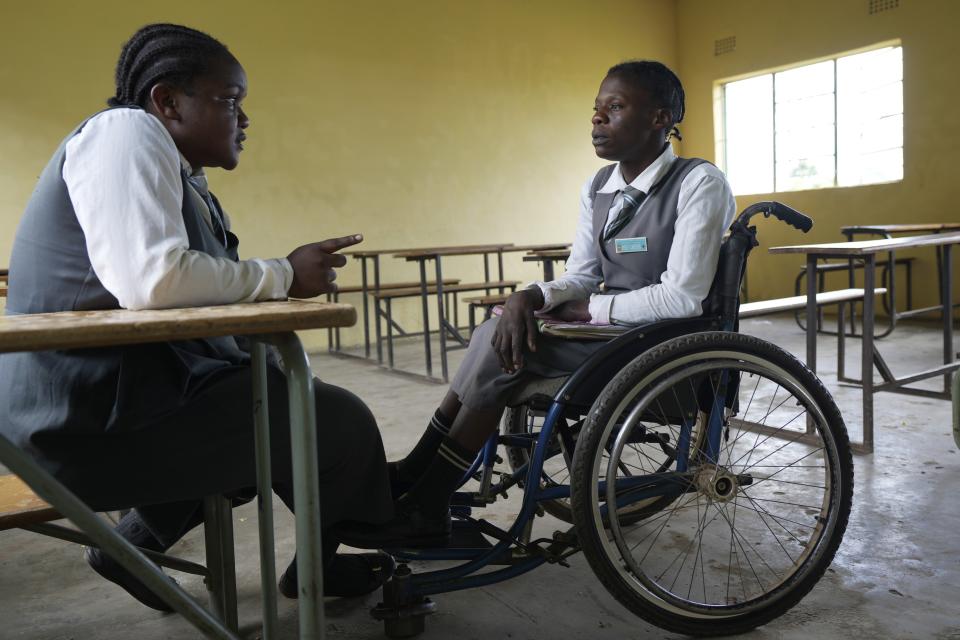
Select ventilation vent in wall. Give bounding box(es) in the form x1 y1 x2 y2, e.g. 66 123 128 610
869 0 899 14
715 36 736 56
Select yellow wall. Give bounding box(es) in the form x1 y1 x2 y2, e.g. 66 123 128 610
676 0 960 306
0 0 676 349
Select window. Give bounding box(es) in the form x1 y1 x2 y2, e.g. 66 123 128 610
718 44 903 195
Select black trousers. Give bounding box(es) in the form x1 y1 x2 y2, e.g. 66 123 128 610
36 365 393 548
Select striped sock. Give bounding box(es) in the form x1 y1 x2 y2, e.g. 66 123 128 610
405 435 477 517
394 409 453 484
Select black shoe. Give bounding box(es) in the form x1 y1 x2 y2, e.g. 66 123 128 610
85 546 176 612
278 552 395 599
386 461 415 500
332 501 452 549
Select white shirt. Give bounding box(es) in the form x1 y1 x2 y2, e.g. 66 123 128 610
533 144 736 325
62 109 293 310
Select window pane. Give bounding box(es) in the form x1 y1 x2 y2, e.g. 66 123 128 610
723 74 774 195
774 61 836 189
777 154 837 192
837 46 903 187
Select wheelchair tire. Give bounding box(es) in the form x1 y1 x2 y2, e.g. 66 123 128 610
570 331 853 636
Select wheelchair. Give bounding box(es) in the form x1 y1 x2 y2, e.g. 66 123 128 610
372 202 854 638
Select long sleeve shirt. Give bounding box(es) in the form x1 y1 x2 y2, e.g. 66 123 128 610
61 108 293 310
532 144 736 325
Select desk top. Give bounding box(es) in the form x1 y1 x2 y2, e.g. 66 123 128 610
346 243 514 258
394 244 513 259
0 300 355 353
523 249 571 260
503 243 570 253
770 231 960 256
841 223 960 234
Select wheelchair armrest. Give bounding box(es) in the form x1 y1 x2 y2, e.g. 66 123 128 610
555 315 722 409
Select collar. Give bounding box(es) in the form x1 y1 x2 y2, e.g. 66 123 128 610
179 152 206 180
596 143 677 194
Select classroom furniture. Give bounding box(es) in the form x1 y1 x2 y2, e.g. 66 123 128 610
522 248 571 281
0 300 356 640
770 231 960 454
393 244 518 382
0 474 241 631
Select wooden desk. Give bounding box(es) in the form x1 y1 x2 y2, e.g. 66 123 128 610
523 248 571 281
342 245 514 370
396 244 514 382
0 300 356 640
771 232 960 453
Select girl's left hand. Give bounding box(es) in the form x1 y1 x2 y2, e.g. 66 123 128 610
551 299 591 322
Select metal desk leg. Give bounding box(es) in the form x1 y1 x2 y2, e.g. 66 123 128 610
543 260 555 282
203 495 238 632
257 332 324 640
806 255 818 436
251 343 278 639
435 258 449 383
862 256 876 454
361 257 371 359
374 257 384 365
0 436 241 640
806 255 818 374
418 260 433 379
942 245 954 391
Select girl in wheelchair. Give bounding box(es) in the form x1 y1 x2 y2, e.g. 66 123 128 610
337 60 736 549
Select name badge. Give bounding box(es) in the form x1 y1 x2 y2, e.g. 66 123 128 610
614 237 648 254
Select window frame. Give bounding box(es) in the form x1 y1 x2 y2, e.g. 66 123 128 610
714 39 903 196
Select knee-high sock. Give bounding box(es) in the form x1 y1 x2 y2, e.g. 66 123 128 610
404 435 477 517
394 409 454 483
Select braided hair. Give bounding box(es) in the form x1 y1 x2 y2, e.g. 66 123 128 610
108 23 233 108
607 60 685 142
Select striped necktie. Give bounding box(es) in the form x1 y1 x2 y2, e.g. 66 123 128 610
602 186 647 242
185 173 229 247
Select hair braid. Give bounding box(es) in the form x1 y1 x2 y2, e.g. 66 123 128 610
606 60 686 142
107 23 232 108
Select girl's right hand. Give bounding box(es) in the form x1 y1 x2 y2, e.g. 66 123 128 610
286 234 363 298
492 287 545 373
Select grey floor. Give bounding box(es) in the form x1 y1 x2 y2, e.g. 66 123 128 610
2 314 959 639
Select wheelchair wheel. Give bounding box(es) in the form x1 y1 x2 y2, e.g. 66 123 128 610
570 332 853 636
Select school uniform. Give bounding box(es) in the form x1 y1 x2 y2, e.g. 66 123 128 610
0 107 392 545
450 144 736 411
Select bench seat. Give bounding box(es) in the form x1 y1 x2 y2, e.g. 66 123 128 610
0 474 59 530
740 287 885 319
373 280 519 300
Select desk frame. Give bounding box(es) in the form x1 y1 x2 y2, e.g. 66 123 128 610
773 234 960 454
0 301 353 640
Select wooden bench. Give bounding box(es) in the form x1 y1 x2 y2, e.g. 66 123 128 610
794 257 915 332
739 287 885 319
0 472 234 607
374 280 520 368
0 473 58 529
463 292 513 335
324 279 461 353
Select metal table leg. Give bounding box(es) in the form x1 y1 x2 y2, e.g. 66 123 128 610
255 333 324 640
435 258 449 382
942 245 954 391
418 259 433 379
861 255 876 454
251 343 278 639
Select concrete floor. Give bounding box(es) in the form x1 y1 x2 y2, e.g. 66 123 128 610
2 314 959 639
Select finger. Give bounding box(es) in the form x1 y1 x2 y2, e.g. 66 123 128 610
497 332 513 373
525 314 538 352
318 252 348 268
327 269 337 283
511 326 524 370
318 234 363 253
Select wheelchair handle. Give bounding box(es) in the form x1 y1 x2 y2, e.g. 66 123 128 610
737 201 813 233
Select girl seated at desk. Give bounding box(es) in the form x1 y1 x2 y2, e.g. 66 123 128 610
0 23 394 608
